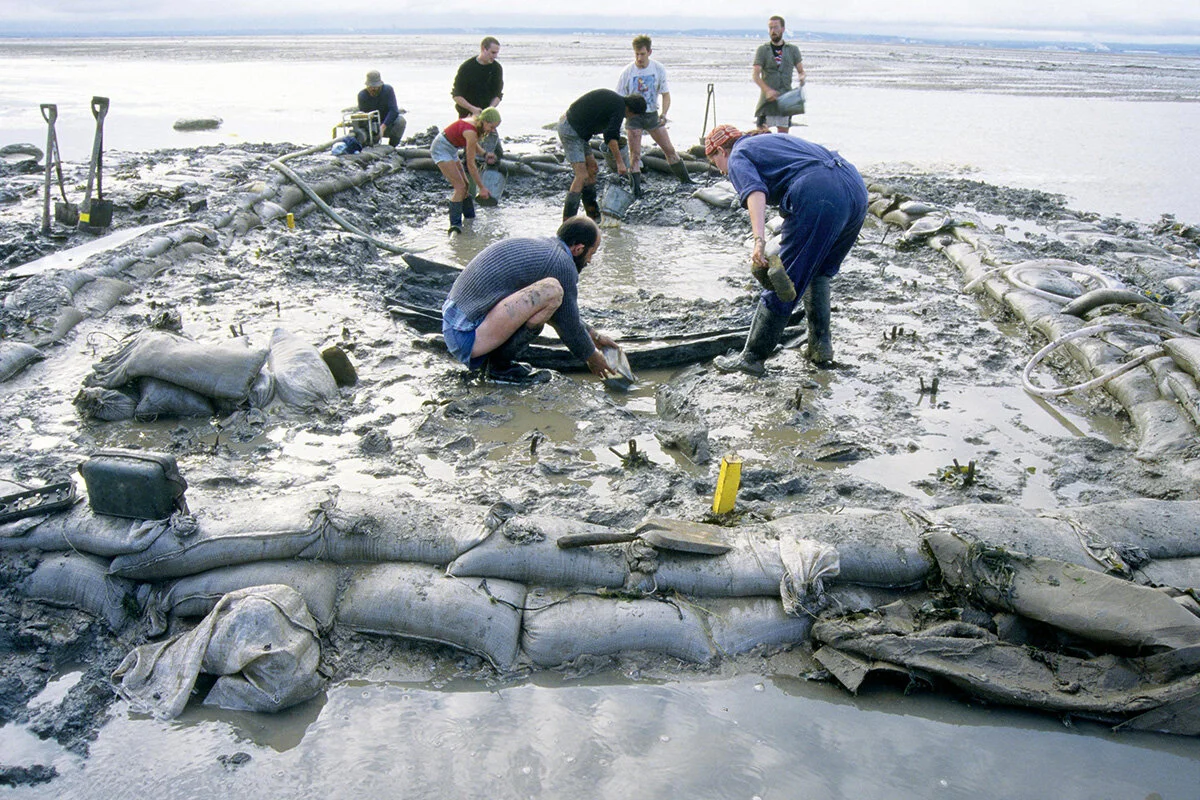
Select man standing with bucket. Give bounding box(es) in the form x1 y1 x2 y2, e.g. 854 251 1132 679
556 89 646 220
442 218 619 384
752 16 806 133
704 125 867 375
616 34 692 197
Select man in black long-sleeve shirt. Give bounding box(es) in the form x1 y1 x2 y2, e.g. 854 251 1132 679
556 89 646 220
452 37 504 118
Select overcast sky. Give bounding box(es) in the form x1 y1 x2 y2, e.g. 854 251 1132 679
2 0 1198 42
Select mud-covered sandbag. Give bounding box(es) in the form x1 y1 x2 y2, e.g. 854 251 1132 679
134 377 215 419
521 592 713 667
108 496 321 580
150 560 342 632
932 504 1097 567
20 551 145 630
0 501 163 556
0 341 44 382
268 328 338 408
1137 558 1200 592
927 529 1200 651
767 509 933 588
306 492 491 565
86 329 267 401
1052 499 1200 561
650 532 782 597
73 386 138 421
112 585 324 719
248 368 275 408
446 515 629 589
692 183 738 209
704 596 814 656
338 563 525 669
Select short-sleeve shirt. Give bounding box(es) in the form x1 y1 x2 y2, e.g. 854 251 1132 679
442 117 475 148
616 59 669 113
565 89 628 145
753 41 802 116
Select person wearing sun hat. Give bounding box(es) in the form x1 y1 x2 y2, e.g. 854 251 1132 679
704 124 867 374
357 69 406 146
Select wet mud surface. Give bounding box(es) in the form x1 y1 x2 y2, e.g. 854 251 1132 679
2 133 1200 772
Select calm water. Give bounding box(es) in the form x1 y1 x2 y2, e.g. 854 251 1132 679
1 34 1199 222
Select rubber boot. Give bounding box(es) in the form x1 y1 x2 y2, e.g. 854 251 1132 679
462 194 476 220
563 191 581 220
630 172 644 199
669 159 693 184
804 275 834 366
581 184 601 221
448 201 463 234
485 324 552 384
714 302 789 377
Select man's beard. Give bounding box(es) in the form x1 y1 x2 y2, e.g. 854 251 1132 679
770 34 783 44
573 251 589 270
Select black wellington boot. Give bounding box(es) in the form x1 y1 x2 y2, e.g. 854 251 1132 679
714 302 789 377
804 275 834 366
669 159 693 184
580 184 601 221
448 201 463 234
485 325 552 384
630 172 644 198
462 194 476 220
563 191 581 220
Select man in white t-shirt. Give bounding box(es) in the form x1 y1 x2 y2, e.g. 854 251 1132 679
616 34 691 197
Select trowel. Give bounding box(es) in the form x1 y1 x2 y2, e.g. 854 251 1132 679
79 96 113 232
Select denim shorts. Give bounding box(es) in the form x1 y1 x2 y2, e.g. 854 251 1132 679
442 300 486 368
626 111 661 132
430 132 461 164
556 117 590 164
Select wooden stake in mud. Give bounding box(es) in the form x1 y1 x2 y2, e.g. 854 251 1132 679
712 452 743 514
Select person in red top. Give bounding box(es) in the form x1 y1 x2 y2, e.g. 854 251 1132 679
430 107 501 233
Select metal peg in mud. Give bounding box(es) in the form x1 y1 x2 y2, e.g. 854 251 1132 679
712 453 742 514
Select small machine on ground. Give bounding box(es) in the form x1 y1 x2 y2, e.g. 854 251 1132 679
332 109 380 147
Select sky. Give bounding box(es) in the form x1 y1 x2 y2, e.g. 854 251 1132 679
1 0 1199 43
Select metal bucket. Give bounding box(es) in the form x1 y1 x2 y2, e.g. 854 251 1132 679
600 180 634 219
775 87 806 116
479 168 505 205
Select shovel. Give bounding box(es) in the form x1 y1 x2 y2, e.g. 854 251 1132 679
39 103 78 232
80 96 113 231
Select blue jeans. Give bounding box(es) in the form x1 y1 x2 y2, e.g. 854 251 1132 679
442 300 486 368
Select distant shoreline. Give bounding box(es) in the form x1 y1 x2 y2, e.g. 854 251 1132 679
0 29 1198 57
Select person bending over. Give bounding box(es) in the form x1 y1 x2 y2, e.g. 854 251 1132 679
442 217 619 384
431 107 501 233
704 124 867 375
556 89 646 220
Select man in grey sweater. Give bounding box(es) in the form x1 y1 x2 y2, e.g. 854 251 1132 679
442 217 618 384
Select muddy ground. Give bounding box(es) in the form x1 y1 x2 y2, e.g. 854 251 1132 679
2 132 1199 780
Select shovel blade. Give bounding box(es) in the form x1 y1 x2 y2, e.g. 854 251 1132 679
55 201 79 227
81 200 113 229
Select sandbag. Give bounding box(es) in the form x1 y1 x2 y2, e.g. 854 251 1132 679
338 563 525 669
933 503 1097 567
134 377 215 419
20 552 145 631
306 492 491 565
112 585 324 719
649 531 783 597
73 386 138 421
0 341 44 382
86 329 268 401
1137 558 1200 592
1057 499 1200 561
108 495 321 580
767 509 933 588
0 501 163 556
446 515 629 589
927 529 1200 651
268 328 338 408
704 596 814 657
150 560 343 632
521 592 712 667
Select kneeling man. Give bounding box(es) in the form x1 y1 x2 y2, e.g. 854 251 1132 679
442 217 618 384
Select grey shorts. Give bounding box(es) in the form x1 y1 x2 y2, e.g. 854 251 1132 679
626 111 661 132
430 132 460 164
760 114 793 129
556 117 591 164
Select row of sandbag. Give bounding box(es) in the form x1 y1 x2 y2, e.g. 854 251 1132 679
868 185 1200 459
7 487 1200 585
71 325 351 420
